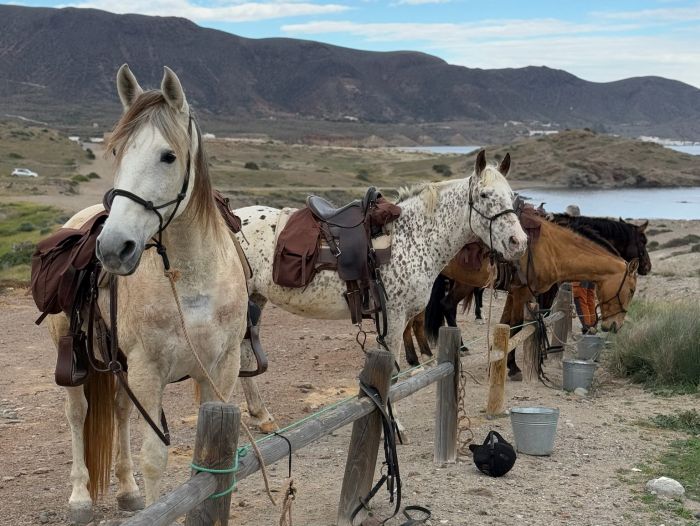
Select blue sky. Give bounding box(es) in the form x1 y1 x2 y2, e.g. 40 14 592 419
19 0 700 87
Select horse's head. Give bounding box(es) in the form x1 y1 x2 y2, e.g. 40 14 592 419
620 218 652 275
97 64 204 275
468 150 528 261
599 258 639 332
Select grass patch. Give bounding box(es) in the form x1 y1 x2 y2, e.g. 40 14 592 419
647 240 660 251
652 410 700 435
660 234 700 249
646 228 672 236
608 301 700 393
86 171 100 179
659 438 700 501
0 202 64 284
71 174 89 183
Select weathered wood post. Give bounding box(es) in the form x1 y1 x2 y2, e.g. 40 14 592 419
486 324 510 417
434 326 460 465
522 303 539 383
550 283 572 363
337 349 394 526
185 402 241 526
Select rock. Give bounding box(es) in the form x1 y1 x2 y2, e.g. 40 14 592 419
297 383 314 390
33 468 52 475
574 387 588 397
646 477 685 499
2 476 14 482
1 409 18 419
38 511 51 524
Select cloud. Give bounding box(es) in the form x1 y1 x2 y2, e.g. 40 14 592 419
592 4 700 21
393 0 451 5
64 0 350 22
282 19 700 87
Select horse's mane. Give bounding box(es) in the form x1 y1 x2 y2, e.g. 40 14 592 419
395 180 453 215
106 90 219 231
549 214 641 257
543 214 621 257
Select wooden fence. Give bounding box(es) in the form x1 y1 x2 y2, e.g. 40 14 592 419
123 326 462 526
486 283 572 416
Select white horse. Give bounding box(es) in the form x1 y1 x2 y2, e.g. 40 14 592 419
46 65 249 523
237 153 528 432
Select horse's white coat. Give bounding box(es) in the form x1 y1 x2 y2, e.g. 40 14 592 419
238 164 528 430
47 65 248 520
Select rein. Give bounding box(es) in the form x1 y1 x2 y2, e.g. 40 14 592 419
596 264 631 322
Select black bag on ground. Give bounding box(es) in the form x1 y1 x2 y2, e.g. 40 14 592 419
468 430 516 477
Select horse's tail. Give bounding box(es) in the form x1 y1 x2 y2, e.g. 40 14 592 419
425 275 449 345
84 370 116 501
461 289 474 315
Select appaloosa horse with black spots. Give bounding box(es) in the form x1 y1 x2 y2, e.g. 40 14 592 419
236 152 528 432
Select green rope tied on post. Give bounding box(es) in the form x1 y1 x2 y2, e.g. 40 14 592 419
191 446 246 499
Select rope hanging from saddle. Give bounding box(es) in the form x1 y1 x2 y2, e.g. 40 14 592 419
526 303 560 389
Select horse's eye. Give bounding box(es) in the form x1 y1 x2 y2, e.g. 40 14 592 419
161 151 177 164
480 192 488 199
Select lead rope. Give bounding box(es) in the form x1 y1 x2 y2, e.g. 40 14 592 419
455 358 475 457
484 259 498 364
164 269 278 507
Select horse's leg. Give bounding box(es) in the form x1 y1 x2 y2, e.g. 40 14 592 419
403 316 421 366
126 363 167 505
474 287 484 320
240 294 278 433
412 312 433 358
114 384 143 511
64 386 94 525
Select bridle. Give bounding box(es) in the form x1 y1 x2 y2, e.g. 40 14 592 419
468 175 517 259
103 115 195 271
597 264 634 322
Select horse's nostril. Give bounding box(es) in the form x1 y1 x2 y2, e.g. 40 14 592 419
119 240 137 261
509 235 519 247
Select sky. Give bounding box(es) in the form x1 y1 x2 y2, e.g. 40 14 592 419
16 0 700 87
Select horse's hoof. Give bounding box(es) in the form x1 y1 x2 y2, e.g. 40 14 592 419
69 503 93 525
258 420 280 434
117 492 145 512
509 372 523 382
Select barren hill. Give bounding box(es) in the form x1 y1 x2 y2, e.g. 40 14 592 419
2 5 700 140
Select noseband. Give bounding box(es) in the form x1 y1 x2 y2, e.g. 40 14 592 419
103 116 194 270
468 176 517 257
597 265 633 321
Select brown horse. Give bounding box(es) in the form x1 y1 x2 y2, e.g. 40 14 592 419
405 211 639 371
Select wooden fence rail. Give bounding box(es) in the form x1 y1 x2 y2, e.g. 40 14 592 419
124 326 461 526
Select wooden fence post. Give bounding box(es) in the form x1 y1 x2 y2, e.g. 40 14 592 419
551 283 572 362
434 326 460 465
185 402 241 526
337 349 394 526
486 324 510 417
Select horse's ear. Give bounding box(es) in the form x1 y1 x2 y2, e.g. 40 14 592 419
498 152 511 177
475 149 487 177
161 66 188 113
638 220 649 232
628 258 639 274
117 64 143 111
619 217 625 223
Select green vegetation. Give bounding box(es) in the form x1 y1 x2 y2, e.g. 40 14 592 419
660 234 700 249
647 240 660 251
356 169 370 182
87 172 100 179
0 202 64 284
243 161 259 170
71 174 89 183
608 301 700 393
659 438 700 501
432 163 452 177
647 228 672 236
651 410 700 435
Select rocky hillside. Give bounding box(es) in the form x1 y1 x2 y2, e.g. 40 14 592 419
1 5 700 140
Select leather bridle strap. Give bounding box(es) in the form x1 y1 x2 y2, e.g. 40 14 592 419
597 265 630 322
468 177 517 258
103 116 195 271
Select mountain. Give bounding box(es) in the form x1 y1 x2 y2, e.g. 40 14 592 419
2 4 700 140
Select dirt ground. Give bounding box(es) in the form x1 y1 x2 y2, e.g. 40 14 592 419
1 220 699 526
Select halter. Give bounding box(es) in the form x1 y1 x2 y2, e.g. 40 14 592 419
103 115 195 271
468 175 517 259
597 264 633 322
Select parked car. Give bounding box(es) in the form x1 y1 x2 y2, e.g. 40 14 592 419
11 168 38 177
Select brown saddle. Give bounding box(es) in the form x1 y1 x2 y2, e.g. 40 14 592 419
273 187 401 327
31 190 266 388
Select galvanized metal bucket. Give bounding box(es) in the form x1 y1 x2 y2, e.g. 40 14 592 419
509 407 560 456
576 334 605 361
563 358 597 392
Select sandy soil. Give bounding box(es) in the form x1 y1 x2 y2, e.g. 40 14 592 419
1 222 699 526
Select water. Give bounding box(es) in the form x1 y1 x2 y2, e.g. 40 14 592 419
395 144 700 219
518 187 700 219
